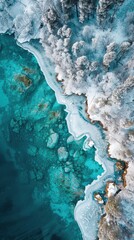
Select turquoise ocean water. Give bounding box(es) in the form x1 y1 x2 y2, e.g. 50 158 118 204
0 34 103 240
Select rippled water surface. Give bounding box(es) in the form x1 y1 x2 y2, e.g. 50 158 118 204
0 34 103 240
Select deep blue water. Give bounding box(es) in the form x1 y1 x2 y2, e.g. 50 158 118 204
0 34 103 240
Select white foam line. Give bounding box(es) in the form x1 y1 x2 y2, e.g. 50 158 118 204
18 41 115 240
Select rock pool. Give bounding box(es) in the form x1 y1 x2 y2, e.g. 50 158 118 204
0 34 103 240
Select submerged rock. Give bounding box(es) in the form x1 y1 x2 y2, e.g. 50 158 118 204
58 147 68 161
67 135 74 144
47 132 59 149
66 161 71 166
36 171 43 180
64 167 70 173
73 150 79 159
10 118 19 133
27 145 37 156
69 149 75 156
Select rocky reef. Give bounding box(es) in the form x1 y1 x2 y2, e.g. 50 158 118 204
0 0 134 239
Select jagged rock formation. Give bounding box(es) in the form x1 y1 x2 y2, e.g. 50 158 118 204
0 0 134 239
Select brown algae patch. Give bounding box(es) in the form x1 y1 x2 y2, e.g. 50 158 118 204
15 74 32 87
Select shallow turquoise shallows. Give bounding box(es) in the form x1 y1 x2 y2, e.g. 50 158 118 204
0 34 103 240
